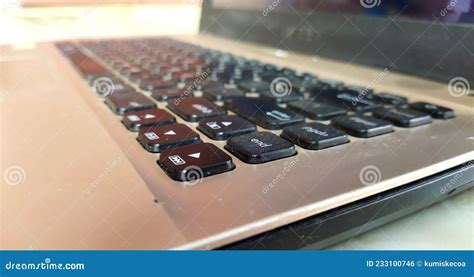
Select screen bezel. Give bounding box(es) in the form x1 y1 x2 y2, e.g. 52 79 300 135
200 0 474 84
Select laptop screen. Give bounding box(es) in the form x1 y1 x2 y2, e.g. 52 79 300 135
203 0 474 83
212 0 474 24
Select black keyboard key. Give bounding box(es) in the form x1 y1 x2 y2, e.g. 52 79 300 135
122 108 176 131
237 80 270 92
281 122 349 150
333 115 394 138
104 92 157 115
167 97 226 122
311 79 345 92
152 88 194 102
344 85 374 97
225 97 304 130
158 143 235 182
259 71 279 82
261 73 302 87
372 92 407 106
137 123 200 153
199 80 224 91
285 77 318 93
288 101 346 120
409 102 455 119
372 107 432 128
225 132 296 164
203 87 245 101
314 88 383 112
259 90 304 103
197 115 257 140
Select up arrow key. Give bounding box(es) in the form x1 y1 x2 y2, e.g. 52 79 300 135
144 114 155 119
188 152 201 159
165 130 176 135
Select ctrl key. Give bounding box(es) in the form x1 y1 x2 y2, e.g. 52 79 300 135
158 143 235 182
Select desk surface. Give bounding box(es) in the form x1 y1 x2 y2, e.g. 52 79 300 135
1 4 472 250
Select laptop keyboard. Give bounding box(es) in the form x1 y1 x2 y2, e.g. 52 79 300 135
56 38 456 182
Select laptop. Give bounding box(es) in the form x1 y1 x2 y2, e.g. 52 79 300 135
2 0 473 250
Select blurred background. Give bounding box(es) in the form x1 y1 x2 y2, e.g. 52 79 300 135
0 0 202 45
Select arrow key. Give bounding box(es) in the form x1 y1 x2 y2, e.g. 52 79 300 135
158 143 235 182
137 123 200 153
197 115 257 140
122 108 176 131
